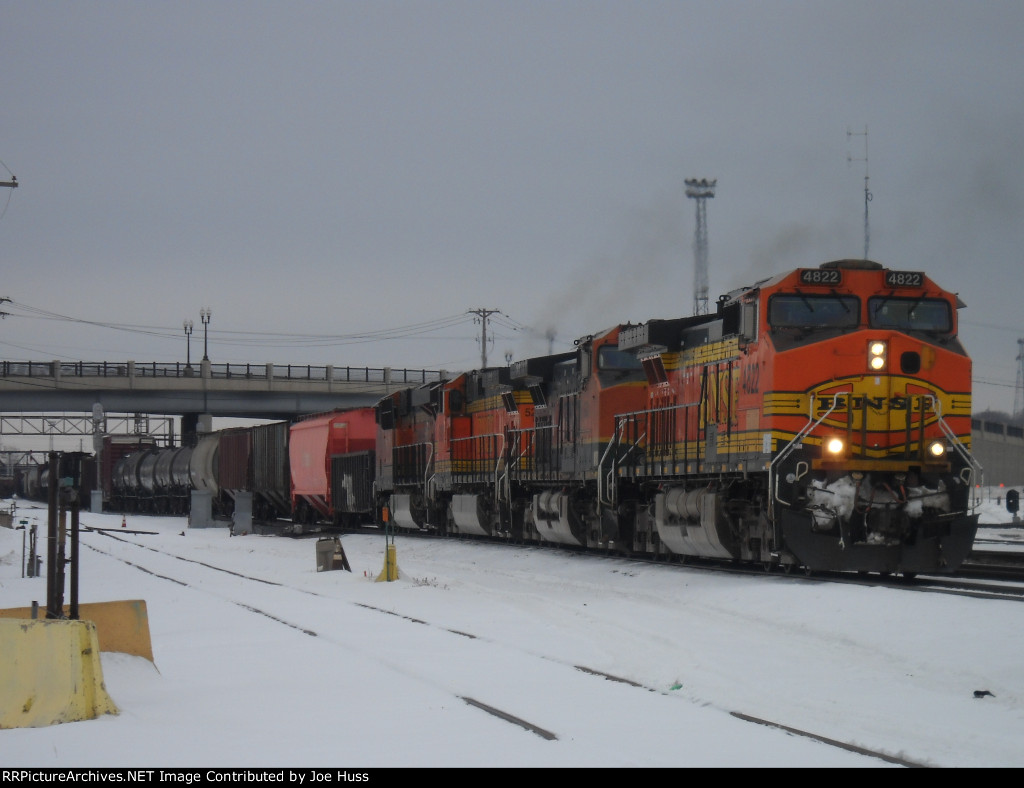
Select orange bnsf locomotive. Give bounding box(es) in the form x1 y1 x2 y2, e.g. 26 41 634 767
376 259 979 576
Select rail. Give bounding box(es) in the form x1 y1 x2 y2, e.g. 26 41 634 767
0 360 443 385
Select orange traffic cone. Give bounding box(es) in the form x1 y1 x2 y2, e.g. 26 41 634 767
122 515 127 528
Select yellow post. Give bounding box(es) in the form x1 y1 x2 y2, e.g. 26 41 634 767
375 542 398 582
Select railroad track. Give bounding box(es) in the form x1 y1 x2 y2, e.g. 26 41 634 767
263 516 1024 588
80 528 914 767
959 549 1024 582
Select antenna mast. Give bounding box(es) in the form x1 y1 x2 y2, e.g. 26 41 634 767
1015 338 1024 419
685 177 716 315
847 125 872 260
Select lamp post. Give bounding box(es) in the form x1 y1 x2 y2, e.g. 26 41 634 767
200 308 211 362
183 320 194 367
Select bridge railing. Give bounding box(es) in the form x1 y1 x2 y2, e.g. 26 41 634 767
0 360 444 385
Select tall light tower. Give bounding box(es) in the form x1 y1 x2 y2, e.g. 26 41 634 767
848 125 872 260
685 178 716 315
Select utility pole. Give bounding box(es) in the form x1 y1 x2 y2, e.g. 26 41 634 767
468 308 500 368
0 167 13 321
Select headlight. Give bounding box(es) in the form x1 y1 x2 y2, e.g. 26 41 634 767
927 440 946 458
826 437 845 455
868 340 887 371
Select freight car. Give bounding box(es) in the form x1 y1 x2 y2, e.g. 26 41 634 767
289 409 376 528
251 421 290 522
15 451 97 507
374 259 980 577
105 411 378 528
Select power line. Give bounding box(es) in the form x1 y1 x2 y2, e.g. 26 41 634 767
4 300 480 347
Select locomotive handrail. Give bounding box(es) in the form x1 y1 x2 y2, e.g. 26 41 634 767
504 429 532 506
597 419 630 509
420 441 436 528
450 432 504 487
769 390 847 518
602 436 646 514
612 399 701 472
507 423 556 481
492 433 506 511
925 394 985 510
506 428 537 486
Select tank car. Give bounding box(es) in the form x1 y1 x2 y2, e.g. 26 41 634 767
15 452 96 507
188 432 220 508
99 436 158 510
107 445 189 513
111 447 159 512
152 446 193 514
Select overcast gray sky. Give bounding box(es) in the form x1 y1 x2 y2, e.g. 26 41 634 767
1 0 1022 414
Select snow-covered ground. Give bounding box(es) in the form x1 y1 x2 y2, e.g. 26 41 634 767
0 492 1022 768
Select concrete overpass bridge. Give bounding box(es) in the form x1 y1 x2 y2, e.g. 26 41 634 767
0 358 443 434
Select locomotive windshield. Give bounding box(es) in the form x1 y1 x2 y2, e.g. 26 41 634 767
598 346 643 370
868 297 952 333
596 345 645 385
768 294 860 330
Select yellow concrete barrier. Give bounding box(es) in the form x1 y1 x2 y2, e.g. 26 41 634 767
0 600 154 663
0 618 118 729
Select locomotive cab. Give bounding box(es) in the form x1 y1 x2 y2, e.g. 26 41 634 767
761 260 980 575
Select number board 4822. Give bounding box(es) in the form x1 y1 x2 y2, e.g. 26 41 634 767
884 270 924 288
797 268 842 286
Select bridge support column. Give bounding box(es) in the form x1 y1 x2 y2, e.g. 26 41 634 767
181 413 213 446
182 413 199 446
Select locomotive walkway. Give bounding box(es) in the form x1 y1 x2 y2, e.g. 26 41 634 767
0 359 442 420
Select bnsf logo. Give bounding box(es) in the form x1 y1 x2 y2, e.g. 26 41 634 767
814 394 936 414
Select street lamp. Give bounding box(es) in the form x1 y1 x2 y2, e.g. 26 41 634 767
183 320 194 367
200 308 211 362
